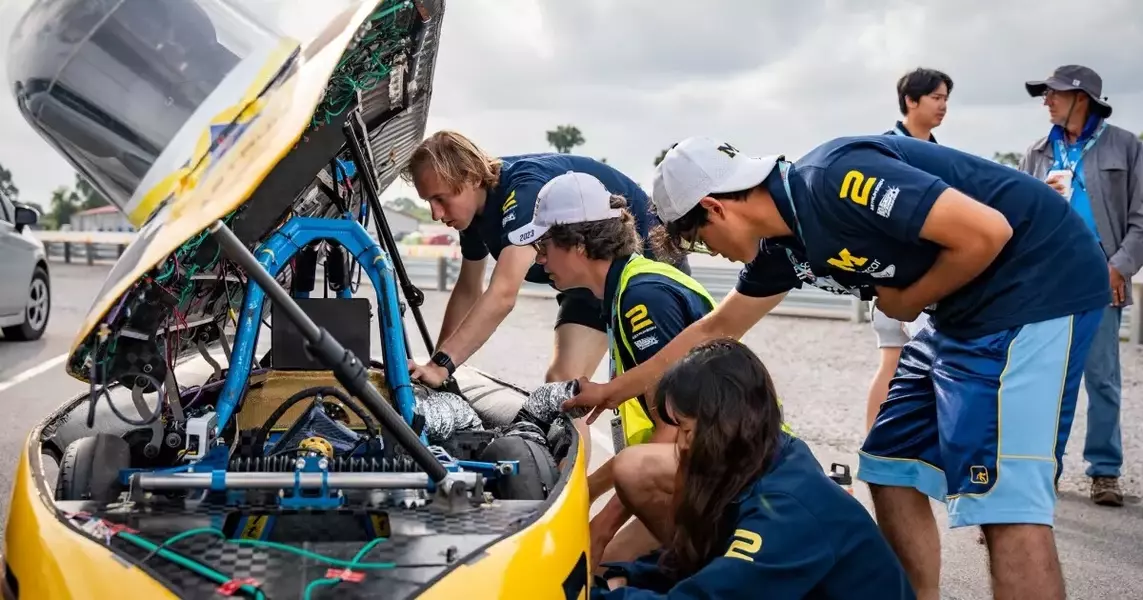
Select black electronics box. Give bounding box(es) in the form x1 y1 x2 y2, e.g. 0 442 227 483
271 297 372 370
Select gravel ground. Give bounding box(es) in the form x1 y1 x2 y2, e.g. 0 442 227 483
403 288 1142 500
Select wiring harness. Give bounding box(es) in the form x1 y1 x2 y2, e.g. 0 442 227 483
311 1 419 128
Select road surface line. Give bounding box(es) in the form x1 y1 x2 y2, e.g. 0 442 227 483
0 353 69 395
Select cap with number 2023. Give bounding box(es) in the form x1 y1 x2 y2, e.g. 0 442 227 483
652 136 782 224
507 171 622 245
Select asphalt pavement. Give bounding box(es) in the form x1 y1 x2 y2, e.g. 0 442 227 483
0 262 1141 598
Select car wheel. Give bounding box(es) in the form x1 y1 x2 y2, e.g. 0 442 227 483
479 435 560 501
55 434 131 503
2 265 50 341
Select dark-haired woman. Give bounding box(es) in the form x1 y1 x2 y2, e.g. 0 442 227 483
592 338 914 599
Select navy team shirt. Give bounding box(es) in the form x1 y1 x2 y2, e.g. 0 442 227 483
602 254 714 368
459 153 654 284
735 135 1110 338
592 434 916 600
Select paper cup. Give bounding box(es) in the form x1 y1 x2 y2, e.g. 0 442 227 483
1047 169 1074 200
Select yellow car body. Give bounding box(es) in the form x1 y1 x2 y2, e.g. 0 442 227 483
2 1 593 597
4 410 592 599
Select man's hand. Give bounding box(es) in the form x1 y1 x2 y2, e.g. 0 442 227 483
408 358 449 388
873 286 924 322
1110 264 1128 306
606 577 628 591
563 378 623 425
1045 172 1070 196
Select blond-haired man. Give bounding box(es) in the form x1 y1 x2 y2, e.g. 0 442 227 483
401 131 687 460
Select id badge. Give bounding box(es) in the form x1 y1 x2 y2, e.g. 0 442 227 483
610 416 626 454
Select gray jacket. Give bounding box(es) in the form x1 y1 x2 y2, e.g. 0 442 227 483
1019 122 1143 305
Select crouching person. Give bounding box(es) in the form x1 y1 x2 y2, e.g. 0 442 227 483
593 339 915 600
504 171 716 572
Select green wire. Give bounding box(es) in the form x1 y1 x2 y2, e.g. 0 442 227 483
303 536 391 599
116 531 266 599
117 526 396 598
143 527 398 569
312 0 411 128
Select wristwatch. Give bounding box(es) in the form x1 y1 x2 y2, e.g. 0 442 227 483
430 350 456 376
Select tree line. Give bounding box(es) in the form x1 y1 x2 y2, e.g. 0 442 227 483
0 165 110 230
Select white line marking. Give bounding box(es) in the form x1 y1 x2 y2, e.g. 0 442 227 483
0 353 69 395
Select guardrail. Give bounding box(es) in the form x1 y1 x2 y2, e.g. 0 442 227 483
400 255 867 322
35 232 866 322
35 231 1143 340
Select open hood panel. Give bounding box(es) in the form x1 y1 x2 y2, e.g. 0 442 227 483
7 0 444 383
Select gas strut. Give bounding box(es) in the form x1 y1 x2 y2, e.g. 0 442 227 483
208 219 449 484
342 114 435 357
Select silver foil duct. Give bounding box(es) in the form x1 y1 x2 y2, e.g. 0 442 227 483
520 380 590 424
415 380 588 446
414 387 484 444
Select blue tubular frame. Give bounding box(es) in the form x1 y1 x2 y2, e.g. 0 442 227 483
213 216 417 439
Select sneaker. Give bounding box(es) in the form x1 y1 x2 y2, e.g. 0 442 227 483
1091 476 1124 507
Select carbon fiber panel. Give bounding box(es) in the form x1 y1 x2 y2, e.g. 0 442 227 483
81 496 540 599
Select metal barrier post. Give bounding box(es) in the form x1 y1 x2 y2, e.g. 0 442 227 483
85 242 95 265
436 256 448 291
63 242 71 263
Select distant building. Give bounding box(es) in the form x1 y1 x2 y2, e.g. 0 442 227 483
381 207 421 239
70 205 135 232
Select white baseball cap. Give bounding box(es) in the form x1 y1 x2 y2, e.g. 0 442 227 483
507 171 623 245
652 136 781 224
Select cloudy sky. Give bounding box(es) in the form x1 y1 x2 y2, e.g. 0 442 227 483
2 0 1142 209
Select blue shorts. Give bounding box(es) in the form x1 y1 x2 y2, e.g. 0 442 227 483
857 309 1100 528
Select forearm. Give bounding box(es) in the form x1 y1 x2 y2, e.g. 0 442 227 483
606 319 721 401
1109 217 1143 277
904 244 1005 310
608 291 782 401
1110 142 1143 276
589 457 616 503
592 495 633 550
436 289 515 366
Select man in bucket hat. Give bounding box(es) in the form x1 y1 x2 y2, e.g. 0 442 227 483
1019 64 1143 508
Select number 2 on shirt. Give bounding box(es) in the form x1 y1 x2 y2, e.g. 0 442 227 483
725 528 763 561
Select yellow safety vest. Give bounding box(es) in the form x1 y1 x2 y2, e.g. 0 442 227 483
609 255 796 448
610 255 716 447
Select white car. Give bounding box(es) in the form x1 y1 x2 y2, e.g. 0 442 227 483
0 196 50 341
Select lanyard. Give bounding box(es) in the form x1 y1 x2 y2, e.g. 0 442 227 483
777 161 803 239
776 161 807 268
1054 121 1106 174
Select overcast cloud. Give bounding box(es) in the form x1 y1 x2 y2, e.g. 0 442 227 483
2 0 1142 208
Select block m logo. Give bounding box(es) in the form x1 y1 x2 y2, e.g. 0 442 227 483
827 248 868 272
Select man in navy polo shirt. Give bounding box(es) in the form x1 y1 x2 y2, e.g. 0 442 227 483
400 130 688 461
865 68 953 434
565 135 1108 600
885 67 951 142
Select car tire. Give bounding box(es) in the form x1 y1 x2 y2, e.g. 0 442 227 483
3 265 50 341
479 435 559 501
55 434 131 503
